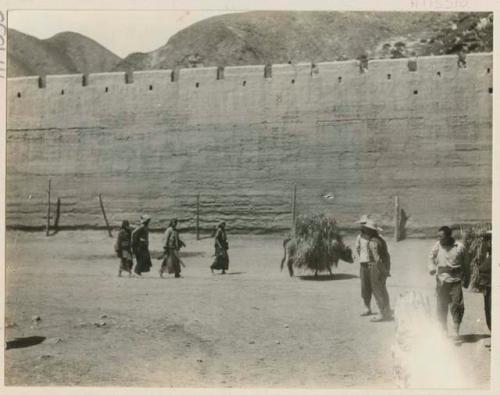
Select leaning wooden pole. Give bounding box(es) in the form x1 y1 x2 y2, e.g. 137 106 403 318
98 194 113 237
196 193 200 240
291 184 297 233
46 179 51 236
394 195 400 242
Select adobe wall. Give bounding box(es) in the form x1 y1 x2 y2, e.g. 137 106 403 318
6 53 492 234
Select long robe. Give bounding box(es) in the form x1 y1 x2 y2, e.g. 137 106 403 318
132 225 152 274
115 228 133 272
160 227 183 276
211 228 229 271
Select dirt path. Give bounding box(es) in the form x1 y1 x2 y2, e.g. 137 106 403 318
4 231 490 387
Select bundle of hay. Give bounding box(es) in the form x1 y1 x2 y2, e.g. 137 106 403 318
462 225 491 292
292 214 341 272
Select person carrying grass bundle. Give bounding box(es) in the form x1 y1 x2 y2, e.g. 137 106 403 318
428 226 470 343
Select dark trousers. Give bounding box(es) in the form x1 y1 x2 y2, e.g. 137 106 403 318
369 265 391 317
484 287 491 331
436 280 464 330
360 263 372 308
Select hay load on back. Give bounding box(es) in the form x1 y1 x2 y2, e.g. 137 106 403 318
462 225 492 291
280 214 353 278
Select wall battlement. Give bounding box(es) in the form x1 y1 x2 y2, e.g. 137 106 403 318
6 54 493 232
7 53 492 95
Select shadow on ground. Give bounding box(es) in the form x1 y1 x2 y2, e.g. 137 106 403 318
6 336 46 350
298 273 359 281
459 334 490 343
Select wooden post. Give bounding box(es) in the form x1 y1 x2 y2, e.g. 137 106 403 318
196 193 200 240
98 194 113 237
53 198 61 233
291 184 297 233
394 195 400 242
46 179 51 236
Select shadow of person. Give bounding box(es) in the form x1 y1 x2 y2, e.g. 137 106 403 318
459 334 491 343
298 273 359 281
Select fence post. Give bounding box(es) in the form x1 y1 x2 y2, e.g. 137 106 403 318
46 179 51 236
53 198 61 234
394 195 400 242
291 184 297 233
196 193 200 240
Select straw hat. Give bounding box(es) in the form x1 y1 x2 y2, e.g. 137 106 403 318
361 219 383 232
140 215 151 224
355 214 370 224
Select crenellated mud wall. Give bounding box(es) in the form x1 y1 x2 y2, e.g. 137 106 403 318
6 53 492 234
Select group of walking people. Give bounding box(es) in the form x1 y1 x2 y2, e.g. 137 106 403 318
354 214 492 345
114 215 229 278
115 212 492 344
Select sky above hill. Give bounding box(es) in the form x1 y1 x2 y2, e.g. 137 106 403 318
8 10 236 58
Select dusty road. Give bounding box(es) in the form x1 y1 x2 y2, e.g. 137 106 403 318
4 230 491 387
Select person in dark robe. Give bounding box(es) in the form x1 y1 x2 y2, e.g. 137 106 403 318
114 220 133 277
210 221 229 274
477 230 492 337
132 215 152 276
159 218 185 278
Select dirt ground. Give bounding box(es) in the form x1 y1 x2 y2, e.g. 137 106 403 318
4 230 491 388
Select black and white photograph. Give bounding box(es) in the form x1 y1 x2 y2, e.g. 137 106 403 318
1 0 497 390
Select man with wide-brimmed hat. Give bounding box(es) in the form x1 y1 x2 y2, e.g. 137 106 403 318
355 214 374 316
428 225 469 343
131 215 152 276
362 219 392 322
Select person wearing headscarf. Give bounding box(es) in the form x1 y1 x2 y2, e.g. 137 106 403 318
114 220 133 277
362 219 392 322
131 215 152 276
159 218 185 278
210 222 229 274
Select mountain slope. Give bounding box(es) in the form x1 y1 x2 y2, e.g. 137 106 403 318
116 11 487 71
7 28 122 77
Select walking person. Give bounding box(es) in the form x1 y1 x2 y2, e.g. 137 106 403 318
355 215 374 316
114 220 133 277
362 219 392 322
132 215 152 276
477 230 492 335
159 218 185 278
210 222 229 274
428 226 469 343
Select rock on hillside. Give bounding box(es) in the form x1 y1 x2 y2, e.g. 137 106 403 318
115 11 491 71
7 29 122 77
